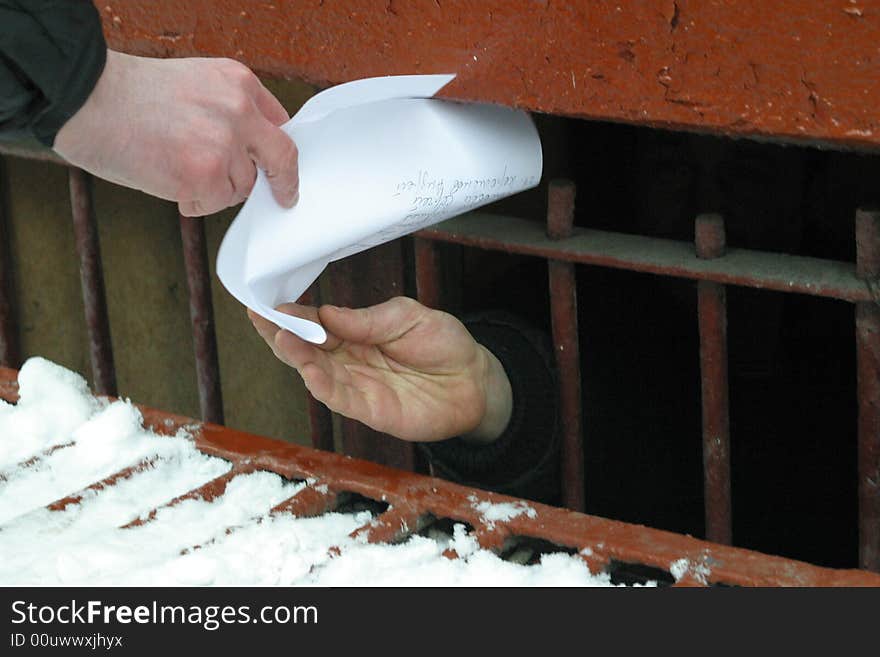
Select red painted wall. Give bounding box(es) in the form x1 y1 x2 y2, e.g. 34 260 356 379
100 1 880 148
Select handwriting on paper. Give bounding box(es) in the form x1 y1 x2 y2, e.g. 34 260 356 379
217 74 543 344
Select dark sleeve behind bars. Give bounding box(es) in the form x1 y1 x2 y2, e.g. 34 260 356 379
421 312 562 505
0 0 106 146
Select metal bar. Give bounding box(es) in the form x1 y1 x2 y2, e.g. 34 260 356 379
546 180 585 512
418 213 873 303
297 283 335 452
0 156 19 367
348 504 429 544
179 214 224 424
270 481 340 517
414 237 442 309
0 142 66 165
855 207 880 572
695 214 733 545
68 168 117 396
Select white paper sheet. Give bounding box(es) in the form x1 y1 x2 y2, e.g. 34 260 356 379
216 74 543 344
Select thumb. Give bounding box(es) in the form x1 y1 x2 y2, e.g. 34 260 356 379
318 297 426 346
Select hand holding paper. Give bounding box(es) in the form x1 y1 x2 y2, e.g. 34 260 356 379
217 74 543 343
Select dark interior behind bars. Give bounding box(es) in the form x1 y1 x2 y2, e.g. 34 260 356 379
429 116 880 569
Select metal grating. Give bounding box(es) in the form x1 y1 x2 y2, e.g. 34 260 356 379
1 366 878 587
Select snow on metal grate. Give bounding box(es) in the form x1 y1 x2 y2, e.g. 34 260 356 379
1 359 878 587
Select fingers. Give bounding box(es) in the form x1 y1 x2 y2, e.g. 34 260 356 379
318 297 426 346
228 147 258 205
252 82 290 126
248 305 372 421
245 116 300 208
248 304 342 351
273 303 343 350
178 174 236 217
248 308 280 344
275 330 374 422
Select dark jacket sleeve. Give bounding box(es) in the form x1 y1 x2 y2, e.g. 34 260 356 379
421 312 561 505
0 0 106 146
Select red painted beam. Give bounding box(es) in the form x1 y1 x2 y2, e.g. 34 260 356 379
99 0 880 150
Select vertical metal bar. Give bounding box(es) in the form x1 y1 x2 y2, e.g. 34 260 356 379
69 168 116 396
414 237 442 309
695 213 733 545
855 207 880 572
179 214 224 424
297 282 335 452
0 157 19 368
546 179 585 512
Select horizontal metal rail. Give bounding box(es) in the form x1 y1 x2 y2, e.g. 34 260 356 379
418 213 873 303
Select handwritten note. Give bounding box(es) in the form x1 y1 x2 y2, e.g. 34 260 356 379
216 74 543 343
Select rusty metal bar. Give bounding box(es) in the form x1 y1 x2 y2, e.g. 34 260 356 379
349 504 429 544
0 156 19 367
68 168 116 396
179 214 224 424
855 207 880 572
695 214 733 545
414 237 442 309
297 283 335 452
270 482 341 517
418 213 873 303
546 180 585 512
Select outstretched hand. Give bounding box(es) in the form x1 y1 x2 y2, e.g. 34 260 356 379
55 50 299 216
249 297 512 443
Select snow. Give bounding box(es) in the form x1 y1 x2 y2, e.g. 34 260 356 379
669 557 712 584
469 495 538 529
0 357 646 586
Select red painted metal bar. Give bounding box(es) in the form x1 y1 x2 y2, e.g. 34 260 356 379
855 207 880 572
418 213 873 303
695 214 733 545
414 237 442 310
68 168 117 397
179 214 224 424
2 365 880 586
0 156 19 368
297 283 335 452
546 180 585 512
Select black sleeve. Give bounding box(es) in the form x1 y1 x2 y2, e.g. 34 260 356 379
0 0 106 146
420 312 561 505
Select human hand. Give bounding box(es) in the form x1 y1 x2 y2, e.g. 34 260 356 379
249 297 513 443
54 50 298 216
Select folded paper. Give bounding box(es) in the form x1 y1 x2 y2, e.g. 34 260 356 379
217 74 543 343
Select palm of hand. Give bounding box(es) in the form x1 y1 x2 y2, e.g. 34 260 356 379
250 298 489 442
